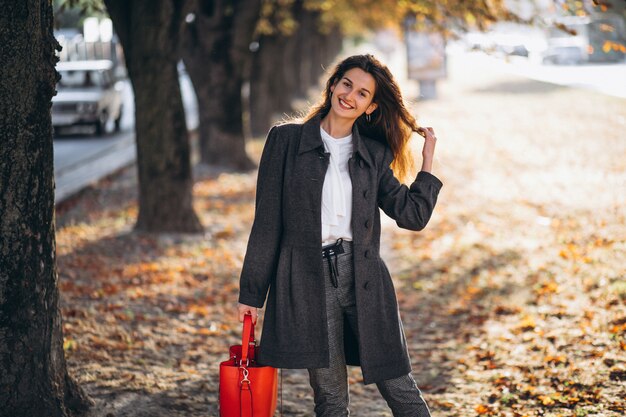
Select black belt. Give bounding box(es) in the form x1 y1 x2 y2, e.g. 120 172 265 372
321 238 349 288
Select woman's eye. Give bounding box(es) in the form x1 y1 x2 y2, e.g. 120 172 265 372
343 81 350 87
360 92 366 97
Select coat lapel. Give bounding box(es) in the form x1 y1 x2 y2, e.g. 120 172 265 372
298 113 374 168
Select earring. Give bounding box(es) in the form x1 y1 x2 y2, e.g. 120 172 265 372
366 113 371 122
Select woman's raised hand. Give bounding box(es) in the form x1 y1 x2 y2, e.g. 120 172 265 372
237 302 258 325
417 127 437 173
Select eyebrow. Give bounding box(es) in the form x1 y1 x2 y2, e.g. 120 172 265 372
343 77 372 95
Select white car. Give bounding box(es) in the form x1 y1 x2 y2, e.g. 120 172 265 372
52 60 124 135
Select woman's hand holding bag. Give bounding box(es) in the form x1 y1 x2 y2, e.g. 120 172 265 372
219 312 278 417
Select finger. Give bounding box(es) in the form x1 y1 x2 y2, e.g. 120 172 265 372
419 128 435 140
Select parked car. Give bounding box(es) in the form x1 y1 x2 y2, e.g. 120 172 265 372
542 38 587 65
491 33 530 58
52 60 123 135
543 14 626 64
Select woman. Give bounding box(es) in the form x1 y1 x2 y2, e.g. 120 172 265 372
236 54 442 416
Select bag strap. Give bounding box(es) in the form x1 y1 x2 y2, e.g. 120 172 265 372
240 367 252 417
240 314 255 417
240 313 283 417
240 313 255 365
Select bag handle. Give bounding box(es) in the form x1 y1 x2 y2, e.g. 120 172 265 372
240 313 256 365
239 313 283 417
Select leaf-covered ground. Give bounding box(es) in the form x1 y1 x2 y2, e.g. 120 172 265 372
56 49 625 416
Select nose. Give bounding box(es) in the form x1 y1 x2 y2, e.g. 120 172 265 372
345 89 358 103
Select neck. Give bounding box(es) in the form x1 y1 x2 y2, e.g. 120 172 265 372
320 112 353 139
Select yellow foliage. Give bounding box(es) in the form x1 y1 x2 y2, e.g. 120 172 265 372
515 314 537 333
539 395 555 406
63 338 77 351
257 0 514 38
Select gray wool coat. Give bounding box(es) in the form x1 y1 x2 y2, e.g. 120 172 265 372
238 112 443 385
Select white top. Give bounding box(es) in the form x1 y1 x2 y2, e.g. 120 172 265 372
320 126 353 246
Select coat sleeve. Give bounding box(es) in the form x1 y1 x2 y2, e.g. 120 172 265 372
238 126 286 308
377 145 443 231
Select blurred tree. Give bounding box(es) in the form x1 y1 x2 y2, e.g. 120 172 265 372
181 0 262 170
315 0 526 37
250 0 343 136
0 1 93 416
248 0 522 135
53 0 107 28
103 0 203 233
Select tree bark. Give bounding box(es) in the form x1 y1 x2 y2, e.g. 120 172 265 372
325 26 344 66
250 33 290 136
104 0 203 233
249 7 343 136
249 0 305 136
296 8 316 98
181 0 261 170
296 10 342 97
0 2 93 416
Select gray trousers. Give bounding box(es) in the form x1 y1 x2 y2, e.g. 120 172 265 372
308 240 432 417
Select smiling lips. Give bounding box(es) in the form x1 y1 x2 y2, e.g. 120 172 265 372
338 98 354 110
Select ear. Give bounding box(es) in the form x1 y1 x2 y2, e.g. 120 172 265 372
366 102 378 115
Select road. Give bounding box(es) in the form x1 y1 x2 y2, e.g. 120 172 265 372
477 49 626 99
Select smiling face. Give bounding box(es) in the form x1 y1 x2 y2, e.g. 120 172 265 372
329 67 378 122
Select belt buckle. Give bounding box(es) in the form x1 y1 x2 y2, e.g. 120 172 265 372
322 238 344 258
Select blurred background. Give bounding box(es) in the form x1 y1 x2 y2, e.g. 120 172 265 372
51 2 626 415
51 0 626 203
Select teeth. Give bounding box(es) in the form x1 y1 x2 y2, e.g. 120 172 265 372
339 99 353 109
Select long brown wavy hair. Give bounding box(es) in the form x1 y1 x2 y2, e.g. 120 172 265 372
301 54 422 183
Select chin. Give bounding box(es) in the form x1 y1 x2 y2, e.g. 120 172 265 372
330 105 357 121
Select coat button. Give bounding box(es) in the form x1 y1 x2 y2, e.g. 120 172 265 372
364 219 370 229
364 250 370 258
363 281 370 290
363 189 369 198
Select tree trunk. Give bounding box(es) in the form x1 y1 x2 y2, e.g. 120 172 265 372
325 26 344 65
104 0 203 233
0 2 93 416
249 33 293 136
182 0 261 170
193 60 255 169
249 1 307 136
249 35 274 137
279 30 302 109
295 10 341 97
249 8 344 136
296 9 316 97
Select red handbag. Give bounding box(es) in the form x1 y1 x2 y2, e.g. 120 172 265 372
219 313 279 417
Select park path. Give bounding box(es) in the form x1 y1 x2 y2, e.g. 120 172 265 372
56 43 625 416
